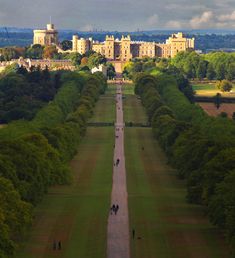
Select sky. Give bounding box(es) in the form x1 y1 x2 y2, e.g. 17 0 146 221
1 0 235 31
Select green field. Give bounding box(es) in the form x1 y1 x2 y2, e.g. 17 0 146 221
124 84 229 258
193 83 235 97
122 84 147 123
16 90 114 258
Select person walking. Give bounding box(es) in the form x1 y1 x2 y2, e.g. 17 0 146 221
58 241 62 250
132 229 135 239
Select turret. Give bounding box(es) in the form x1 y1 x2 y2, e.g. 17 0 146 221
72 35 78 52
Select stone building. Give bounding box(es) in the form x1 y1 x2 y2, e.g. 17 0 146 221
72 32 195 60
72 35 92 54
33 23 58 46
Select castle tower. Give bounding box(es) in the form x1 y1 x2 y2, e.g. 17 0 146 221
120 35 132 61
33 23 58 46
105 35 115 60
72 35 79 52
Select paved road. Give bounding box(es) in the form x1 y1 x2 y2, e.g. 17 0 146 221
107 82 130 258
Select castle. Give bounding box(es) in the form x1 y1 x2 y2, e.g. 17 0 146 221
33 23 195 60
33 23 58 46
72 32 195 60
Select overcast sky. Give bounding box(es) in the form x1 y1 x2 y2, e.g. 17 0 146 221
1 0 235 31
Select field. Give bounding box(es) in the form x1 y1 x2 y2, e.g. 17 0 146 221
16 90 115 258
123 84 230 258
198 102 235 118
192 83 235 98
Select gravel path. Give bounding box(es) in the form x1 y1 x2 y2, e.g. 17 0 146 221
107 82 130 258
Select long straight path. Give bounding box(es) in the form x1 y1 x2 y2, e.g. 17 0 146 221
107 82 130 258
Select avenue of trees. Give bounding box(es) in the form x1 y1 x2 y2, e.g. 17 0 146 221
0 70 107 257
135 72 235 255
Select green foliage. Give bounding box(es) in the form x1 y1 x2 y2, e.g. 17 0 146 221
25 44 43 59
61 40 72 51
172 50 235 80
0 63 18 76
0 176 32 257
0 67 61 123
216 80 233 92
0 47 25 61
107 63 116 79
87 52 106 69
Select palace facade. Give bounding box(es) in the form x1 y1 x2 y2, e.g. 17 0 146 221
72 32 195 60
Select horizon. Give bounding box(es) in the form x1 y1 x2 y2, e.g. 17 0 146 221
1 0 235 31
1 26 235 34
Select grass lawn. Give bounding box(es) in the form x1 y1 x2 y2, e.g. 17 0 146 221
16 88 114 258
124 87 229 258
122 84 148 124
193 83 235 98
89 95 115 123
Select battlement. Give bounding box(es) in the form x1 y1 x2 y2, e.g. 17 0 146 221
106 35 115 41
121 35 131 41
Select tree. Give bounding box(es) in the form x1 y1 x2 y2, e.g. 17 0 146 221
43 46 58 59
206 63 215 80
26 44 43 59
216 80 233 92
226 63 235 81
69 53 82 66
196 60 207 80
61 40 72 51
87 53 106 68
215 63 226 80
80 57 88 66
107 63 116 79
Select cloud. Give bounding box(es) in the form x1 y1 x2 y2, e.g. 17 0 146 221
147 14 159 26
189 11 214 29
1 0 235 31
218 11 235 21
165 20 182 29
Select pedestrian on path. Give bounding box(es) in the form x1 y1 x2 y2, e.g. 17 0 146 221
111 204 116 214
116 158 120 166
132 229 135 239
58 241 62 250
114 204 119 215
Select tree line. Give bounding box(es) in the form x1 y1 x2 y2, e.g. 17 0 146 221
122 50 235 84
0 66 63 123
135 72 235 256
172 51 235 81
0 70 107 257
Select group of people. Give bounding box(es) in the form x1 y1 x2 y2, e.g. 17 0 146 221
53 240 62 250
110 204 119 215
